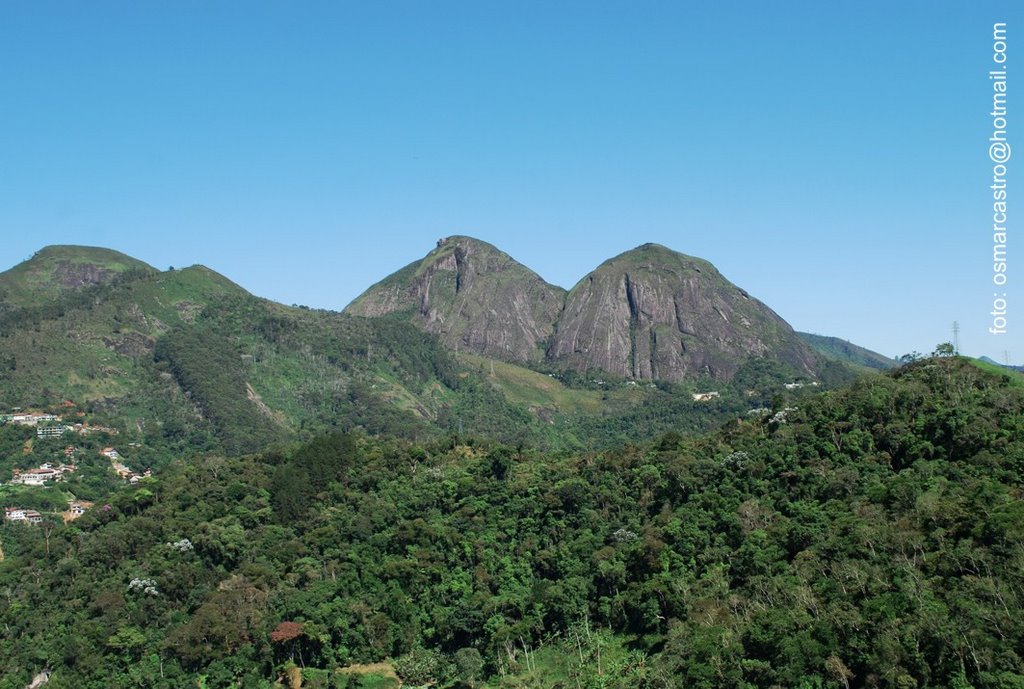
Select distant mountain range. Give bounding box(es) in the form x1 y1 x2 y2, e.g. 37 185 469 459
0 241 894 450
979 355 1024 372
795 332 896 371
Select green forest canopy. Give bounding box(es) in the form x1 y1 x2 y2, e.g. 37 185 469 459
0 358 1023 688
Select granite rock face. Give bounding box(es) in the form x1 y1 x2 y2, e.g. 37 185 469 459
349 238 819 382
547 244 817 381
346 236 566 363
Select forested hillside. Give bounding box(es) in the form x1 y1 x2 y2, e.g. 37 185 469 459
0 247 852 459
2 357 1022 688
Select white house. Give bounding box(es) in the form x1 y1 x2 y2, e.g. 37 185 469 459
7 413 60 426
4 507 42 524
15 467 59 486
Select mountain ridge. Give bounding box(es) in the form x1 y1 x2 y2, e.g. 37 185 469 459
0 241 872 454
349 238 823 383
797 332 896 371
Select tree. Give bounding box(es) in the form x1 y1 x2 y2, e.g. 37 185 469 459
933 342 955 357
270 621 304 644
454 647 485 686
106 626 146 663
270 621 306 666
394 647 451 685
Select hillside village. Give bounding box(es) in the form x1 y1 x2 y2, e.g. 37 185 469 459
0 403 152 528
1 406 119 439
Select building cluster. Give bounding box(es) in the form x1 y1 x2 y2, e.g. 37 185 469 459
4 500 93 525
102 448 151 484
9 462 77 486
35 422 119 439
64 500 93 522
2 412 60 426
4 507 43 524
3 406 118 439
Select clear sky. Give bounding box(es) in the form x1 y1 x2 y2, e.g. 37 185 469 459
1 1 1020 361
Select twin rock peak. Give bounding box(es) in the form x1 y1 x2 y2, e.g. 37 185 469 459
345 236 817 382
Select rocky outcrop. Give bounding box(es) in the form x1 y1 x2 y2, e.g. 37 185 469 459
346 236 566 362
101 332 157 357
349 238 819 382
0 245 157 308
547 244 817 381
51 260 119 289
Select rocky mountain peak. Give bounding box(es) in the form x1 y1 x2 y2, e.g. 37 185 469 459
346 236 566 362
547 243 816 381
348 237 819 382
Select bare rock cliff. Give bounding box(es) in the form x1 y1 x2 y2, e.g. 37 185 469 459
349 238 819 382
547 244 817 381
346 236 566 363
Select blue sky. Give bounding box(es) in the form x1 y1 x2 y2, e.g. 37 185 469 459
1 1 1020 361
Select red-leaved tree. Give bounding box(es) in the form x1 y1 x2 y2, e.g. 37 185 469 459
270 621 305 665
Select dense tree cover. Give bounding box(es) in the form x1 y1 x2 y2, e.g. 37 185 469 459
155 327 287 455
558 356 844 450
0 358 1022 687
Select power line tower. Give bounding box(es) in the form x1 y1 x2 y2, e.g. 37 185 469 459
952 321 960 354
1005 350 1012 366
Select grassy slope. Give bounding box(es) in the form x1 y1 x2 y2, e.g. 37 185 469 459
0 245 157 307
970 356 1024 386
798 331 896 371
459 352 607 415
0 265 244 405
0 256 463 455
0 250 536 448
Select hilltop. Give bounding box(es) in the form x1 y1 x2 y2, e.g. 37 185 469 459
352 239 823 384
0 245 157 308
347 236 566 362
548 243 817 381
979 355 1024 373
350 239 828 384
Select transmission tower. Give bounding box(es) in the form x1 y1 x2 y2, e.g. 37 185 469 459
952 321 960 354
